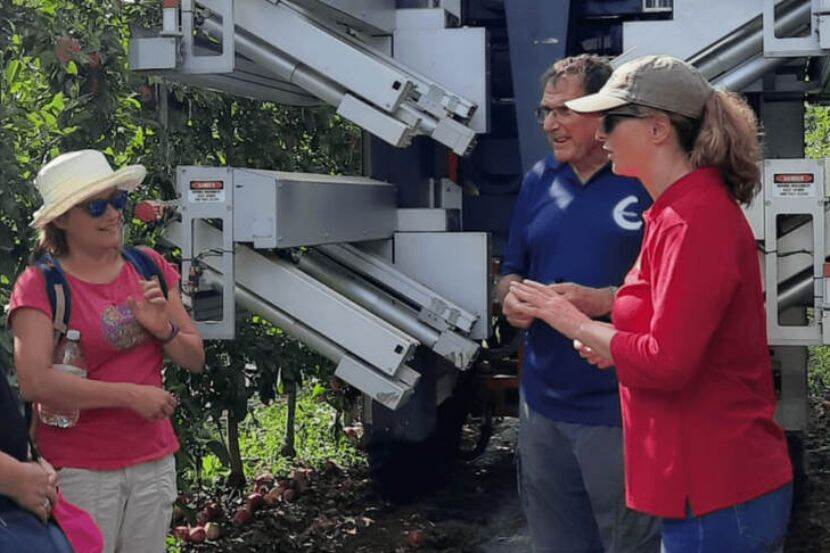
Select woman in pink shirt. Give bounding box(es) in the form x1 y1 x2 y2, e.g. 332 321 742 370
9 150 204 553
509 56 792 551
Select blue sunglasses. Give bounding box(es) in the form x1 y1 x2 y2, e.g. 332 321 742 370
77 190 129 217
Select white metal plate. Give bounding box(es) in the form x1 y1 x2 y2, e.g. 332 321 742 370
393 232 491 340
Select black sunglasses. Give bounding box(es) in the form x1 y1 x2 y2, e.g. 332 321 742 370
601 110 651 134
77 190 129 217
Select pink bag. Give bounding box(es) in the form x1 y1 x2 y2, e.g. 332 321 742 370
51 491 104 553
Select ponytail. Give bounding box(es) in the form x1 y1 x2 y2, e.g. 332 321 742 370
672 90 761 205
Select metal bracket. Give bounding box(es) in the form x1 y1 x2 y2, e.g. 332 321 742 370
181 0 235 74
178 166 237 340
334 356 418 410
764 0 826 57
317 243 478 334
763 159 825 345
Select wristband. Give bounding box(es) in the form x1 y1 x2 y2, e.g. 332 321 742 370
158 321 180 344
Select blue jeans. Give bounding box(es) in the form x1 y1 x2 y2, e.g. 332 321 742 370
0 508 74 553
661 484 792 553
518 396 660 553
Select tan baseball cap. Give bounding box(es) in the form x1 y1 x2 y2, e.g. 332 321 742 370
565 55 713 118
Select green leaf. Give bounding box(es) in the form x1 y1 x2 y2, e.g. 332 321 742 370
4 60 20 84
65 60 77 75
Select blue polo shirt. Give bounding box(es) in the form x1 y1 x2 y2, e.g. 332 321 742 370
502 155 650 426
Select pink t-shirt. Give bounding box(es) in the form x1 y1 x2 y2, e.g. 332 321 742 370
8 248 180 470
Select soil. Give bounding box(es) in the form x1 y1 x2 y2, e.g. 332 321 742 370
787 390 830 552
179 393 830 553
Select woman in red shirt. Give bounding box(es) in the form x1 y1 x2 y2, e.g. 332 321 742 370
509 55 792 551
9 150 205 553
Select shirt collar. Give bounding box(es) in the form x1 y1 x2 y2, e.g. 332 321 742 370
644 166 721 222
546 154 613 186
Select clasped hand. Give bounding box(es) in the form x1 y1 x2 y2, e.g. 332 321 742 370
13 459 58 523
505 280 614 369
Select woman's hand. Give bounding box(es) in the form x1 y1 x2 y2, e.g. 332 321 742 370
10 460 58 523
547 282 615 318
508 280 591 339
127 384 178 420
574 339 614 370
127 277 173 340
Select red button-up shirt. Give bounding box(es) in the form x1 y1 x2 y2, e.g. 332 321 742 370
610 167 792 518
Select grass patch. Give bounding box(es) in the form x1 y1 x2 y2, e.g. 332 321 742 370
190 382 364 486
809 346 830 395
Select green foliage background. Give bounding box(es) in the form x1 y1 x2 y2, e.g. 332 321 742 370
1 0 362 487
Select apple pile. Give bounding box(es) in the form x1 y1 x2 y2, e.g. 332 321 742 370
170 462 359 544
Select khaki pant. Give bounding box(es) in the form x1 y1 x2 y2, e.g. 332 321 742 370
57 455 177 553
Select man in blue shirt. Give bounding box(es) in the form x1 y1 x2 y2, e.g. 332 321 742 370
499 55 659 552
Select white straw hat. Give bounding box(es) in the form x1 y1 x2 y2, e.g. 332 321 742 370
31 150 146 229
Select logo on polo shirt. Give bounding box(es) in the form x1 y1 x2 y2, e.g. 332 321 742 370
612 196 643 231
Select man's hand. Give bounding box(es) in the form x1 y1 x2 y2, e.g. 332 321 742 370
509 280 591 339
548 282 615 318
498 274 533 328
502 290 534 329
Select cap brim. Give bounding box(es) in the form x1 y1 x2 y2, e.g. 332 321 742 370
565 92 630 114
30 165 146 229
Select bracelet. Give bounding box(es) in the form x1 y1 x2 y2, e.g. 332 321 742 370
157 321 180 344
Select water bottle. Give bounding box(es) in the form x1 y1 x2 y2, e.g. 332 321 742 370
38 329 87 429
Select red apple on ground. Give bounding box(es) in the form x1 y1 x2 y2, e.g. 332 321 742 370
233 506 252 526
189 526 206 544
247 492 264 511
205 522 221 540
172 526 190 541
264 488 282 506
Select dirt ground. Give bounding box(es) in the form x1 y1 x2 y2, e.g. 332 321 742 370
180 392 830 553
787 391 830 552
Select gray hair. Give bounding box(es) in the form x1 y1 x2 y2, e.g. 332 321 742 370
540 54 613 95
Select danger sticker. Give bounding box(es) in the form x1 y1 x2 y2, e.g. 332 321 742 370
188 180 225 203
772 173 816 198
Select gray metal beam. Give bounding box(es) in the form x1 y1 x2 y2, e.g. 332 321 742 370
165 220 419 376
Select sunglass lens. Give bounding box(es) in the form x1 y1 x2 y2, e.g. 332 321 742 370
602 115 615 134
86 191 129 217
111 190 129 210
87 199 109 217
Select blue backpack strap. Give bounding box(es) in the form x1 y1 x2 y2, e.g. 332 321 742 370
122 246 169 298
34 253 71 345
